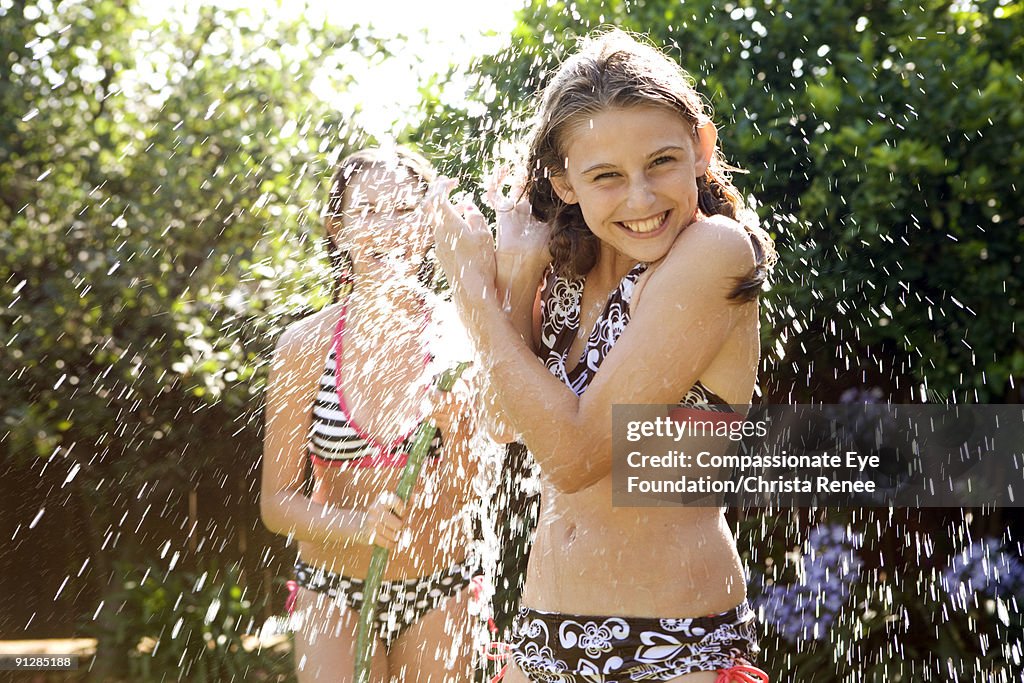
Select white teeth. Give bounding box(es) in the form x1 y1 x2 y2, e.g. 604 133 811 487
621 211 667 233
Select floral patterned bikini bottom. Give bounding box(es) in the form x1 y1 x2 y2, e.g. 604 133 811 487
510 601 764 682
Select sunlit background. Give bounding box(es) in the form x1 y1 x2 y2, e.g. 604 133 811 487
146 0 521 137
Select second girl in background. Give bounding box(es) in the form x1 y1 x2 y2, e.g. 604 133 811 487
262 147 480 682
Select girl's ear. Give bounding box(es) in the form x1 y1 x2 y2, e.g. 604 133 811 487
550 173 578 205
694 121 718 177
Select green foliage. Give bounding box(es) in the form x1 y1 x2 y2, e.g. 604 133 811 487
4 0 1023 679
1 1 367 534
421 0 1024 403
95 560 292 681
0 0 381 672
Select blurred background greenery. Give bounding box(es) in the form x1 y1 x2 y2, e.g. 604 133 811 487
1 0 1022 680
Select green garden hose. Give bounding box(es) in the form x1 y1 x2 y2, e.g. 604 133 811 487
353 361 471 683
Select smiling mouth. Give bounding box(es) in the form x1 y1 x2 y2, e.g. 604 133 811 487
618 211 670 234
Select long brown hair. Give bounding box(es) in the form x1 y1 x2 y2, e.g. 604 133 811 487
323 146 437 301
523 28 776 301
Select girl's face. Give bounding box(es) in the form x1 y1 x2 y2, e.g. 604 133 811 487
331 164 431 282
551 104 716 267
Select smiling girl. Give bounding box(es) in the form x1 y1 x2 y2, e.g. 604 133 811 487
431 29 776 682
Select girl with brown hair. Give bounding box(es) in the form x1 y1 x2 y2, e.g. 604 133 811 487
432 29 776 683
262 146 480 682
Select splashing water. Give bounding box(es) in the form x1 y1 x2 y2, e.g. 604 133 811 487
3 2 1023 682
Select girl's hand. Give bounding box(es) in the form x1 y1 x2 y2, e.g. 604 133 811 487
485 166 552 270
427 177 498 309
354 492 407 551
428 364 474 437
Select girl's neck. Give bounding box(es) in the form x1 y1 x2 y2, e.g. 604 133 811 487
336 287 433 438
591 245 640 288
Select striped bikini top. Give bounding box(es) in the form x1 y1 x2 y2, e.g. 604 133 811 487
539 262 734 412
308 306 443 468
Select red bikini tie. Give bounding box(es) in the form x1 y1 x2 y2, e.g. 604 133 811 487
470 575 511 683
470 575 498 634
285 580 299 615
716 664 771 683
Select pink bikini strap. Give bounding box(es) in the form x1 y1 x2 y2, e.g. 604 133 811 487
284 580 299 615
470 575 509 683
331 303 431 455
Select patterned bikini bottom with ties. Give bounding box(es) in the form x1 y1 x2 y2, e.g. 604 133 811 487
510 601 765 682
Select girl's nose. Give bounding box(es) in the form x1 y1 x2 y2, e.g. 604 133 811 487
626 176 656 210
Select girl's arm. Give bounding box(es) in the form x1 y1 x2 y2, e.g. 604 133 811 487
478 175 551 440
260 309 406 550
485 168 552 352
434 189 756 494
488 262 545 443
428 368 480 481
495 252 546 350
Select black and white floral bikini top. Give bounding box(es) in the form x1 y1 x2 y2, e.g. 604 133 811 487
538 262 734 411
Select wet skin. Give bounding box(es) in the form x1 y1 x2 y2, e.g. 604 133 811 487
304 166 477 578
262 164 478 682
432 103 762 622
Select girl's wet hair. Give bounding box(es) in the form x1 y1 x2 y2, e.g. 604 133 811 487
324 145 437 300
524 28 776 301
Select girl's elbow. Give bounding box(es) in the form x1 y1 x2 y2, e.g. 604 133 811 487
259 496 288 536
551 475 584 494
545 438 609 493
259 506 278 534
487 421 517 444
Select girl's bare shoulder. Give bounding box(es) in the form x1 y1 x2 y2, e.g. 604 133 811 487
274 302 343 361
670 214 755 271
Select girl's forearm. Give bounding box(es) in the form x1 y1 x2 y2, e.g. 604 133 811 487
261 492 365 548
465 294 608 492
495 252 545 348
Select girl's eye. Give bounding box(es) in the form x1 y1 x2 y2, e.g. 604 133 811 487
651 155 676 166
594 172 619 181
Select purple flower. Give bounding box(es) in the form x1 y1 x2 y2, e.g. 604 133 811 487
839 387 884 404
940 538 1024 611
752 523 863 643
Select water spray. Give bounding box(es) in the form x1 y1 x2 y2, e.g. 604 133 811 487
354 361 471 683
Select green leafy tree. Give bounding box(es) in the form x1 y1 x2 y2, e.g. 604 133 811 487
1 1 385 673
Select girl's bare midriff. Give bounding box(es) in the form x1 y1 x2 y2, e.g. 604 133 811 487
297 463 473 580
524 481 745 616
522 287 758 618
